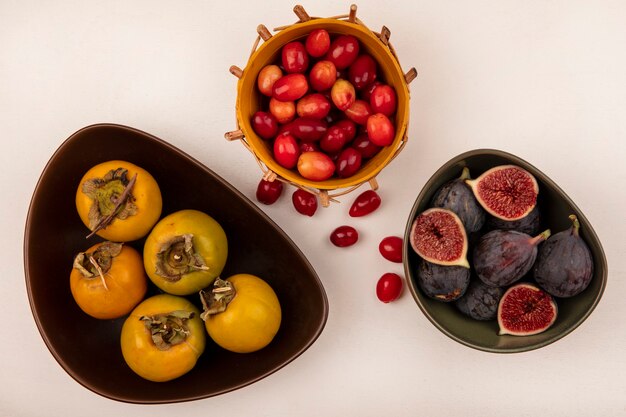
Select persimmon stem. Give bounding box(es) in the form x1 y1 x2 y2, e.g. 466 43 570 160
86 173 137 239
88 255 109 291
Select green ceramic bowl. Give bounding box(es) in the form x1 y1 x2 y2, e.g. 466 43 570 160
403 149 607 353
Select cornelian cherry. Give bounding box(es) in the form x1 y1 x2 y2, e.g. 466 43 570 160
330 79 356 111
256 179 283 205
292 189 318 216
257 65 282 97
349 190 381 217
283 117 327 142
352 133 382 159
326 35 360 69
370 84 397 116
366 113 395 146
309 60 337 92
376 273 403 303
330 226 359 247
345 100 372 125
269 98 296 124
251 111 278 139
335 119 357 141
348 54 377 89
273 73 308 101
319 126 347 154
305 29 330 58
335 148 362 178
379 236 403 263
296 93 331 119
297 151 335 181
282 41 309 74
273 134 300 169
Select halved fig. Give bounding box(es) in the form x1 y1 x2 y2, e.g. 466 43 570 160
409 208 469 268
466 165 539 221
497 283 557 336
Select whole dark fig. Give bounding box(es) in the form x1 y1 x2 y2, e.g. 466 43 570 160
455 279 505 321
416 259 470 302
431 167 486 233
533 214 593 297
473 229 551 287
486 205 542 235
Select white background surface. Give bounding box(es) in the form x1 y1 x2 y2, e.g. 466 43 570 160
2 0 625 416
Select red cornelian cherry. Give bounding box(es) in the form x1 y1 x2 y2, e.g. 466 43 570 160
345 100 372 125
370 84 397 116
256 179 283 205
379 236 403 263
257 65 283 97
348 54 377 90
352 133 382 159
269 98 296 124
282 117 327 142
251 111 278 139
319 126 347 154
309 60 337 92
330 79 356 111
297 151 335 181
282 41 309 74
376 273 403 303
325 35 360 69
273 134 300 169
366 113 395 146
273 73 308 101
361 81 382 101
300 141 320 153
349 190 381 217
335 119 356 141
296 93 331 120
330 226 359 247
305 29 331 58
292 189 318 216
335 148 362 178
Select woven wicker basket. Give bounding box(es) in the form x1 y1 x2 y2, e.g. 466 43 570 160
225 4 416 206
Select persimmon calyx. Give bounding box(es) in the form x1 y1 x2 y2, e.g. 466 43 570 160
154 234 209 282
139 310 194 350
199 278 236 320
81 168 138 238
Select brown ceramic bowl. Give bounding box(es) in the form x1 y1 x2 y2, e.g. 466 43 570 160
403 149 607 353
24 123 329 403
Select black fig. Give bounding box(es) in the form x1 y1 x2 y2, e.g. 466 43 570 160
455 279 505 321
416 259 470 302
431 167 486 233
533 215 593 298
473 229 551 287
486 205 542 235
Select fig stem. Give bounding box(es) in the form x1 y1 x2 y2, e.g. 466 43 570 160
459 167 471 181
569 214 580 236
86 173 137 239
531 229 551 245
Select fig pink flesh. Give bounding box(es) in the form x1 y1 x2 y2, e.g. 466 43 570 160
472 166 538 220
497 283 557 336
410 209 468 266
